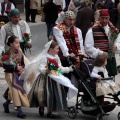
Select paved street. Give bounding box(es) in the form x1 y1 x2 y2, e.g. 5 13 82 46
0 13 120 120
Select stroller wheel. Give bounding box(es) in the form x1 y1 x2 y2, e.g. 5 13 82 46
117 112 120 120
96 113 103 120
68 106 77 119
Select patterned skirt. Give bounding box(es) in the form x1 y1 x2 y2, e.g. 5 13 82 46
96 81 120 96
28 74 67 112
5 73 30 107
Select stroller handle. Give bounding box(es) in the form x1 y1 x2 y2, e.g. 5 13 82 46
67 54 88 65
101 77 114 80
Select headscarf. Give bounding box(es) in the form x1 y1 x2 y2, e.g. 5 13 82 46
64 10 75 18
9 8 20 17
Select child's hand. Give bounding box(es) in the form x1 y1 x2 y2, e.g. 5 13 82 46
98 75 102 80
17 65 23 71
46 69 51 74
18 67 24 74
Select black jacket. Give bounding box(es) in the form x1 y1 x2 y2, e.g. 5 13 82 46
43 2 58 23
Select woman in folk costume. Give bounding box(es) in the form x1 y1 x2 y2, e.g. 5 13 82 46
2 36 29 119
90 54 120 105
20 40 78 118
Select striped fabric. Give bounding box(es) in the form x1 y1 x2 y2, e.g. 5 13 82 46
56 22 81 63
28 74 67 111
92 22 115 52
92 25 109 51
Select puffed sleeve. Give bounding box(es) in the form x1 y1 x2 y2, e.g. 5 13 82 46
77 28 85 54
57 56 73 73
38 57 47 74
53 27 69 57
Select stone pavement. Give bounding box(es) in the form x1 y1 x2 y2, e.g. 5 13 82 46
20 13 45 26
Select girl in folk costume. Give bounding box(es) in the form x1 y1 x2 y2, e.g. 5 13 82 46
2 36 29 119
20 40 78 118
90 54 120 105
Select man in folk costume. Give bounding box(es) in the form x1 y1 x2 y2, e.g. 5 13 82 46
85 9 120 77
1 8 32 54
0 0 15 16
0 0 15 23
53 11 86 88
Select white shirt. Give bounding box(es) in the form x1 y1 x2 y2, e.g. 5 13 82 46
90 66 116 87
0 2 15 16
53 26 85 57
38 53 73 74
85 24 120 58
1 21 32 43
91 66 108 78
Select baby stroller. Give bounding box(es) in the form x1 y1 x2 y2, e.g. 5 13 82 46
67 55 120 120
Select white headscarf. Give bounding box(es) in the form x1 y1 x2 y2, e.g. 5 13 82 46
20 40 53 93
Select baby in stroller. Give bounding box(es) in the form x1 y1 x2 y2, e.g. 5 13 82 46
90 54 120 105
68 54 120 119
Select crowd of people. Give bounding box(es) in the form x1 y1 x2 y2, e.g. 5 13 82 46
0 0 120 119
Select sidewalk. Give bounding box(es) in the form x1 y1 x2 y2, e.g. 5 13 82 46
20 13 45 26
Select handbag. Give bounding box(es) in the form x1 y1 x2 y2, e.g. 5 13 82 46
41 11 45 22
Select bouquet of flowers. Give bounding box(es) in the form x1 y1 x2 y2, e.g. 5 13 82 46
4 9 10 15
48 58 63 75
23 33 32 53
108 26 119 59
0 50 16 66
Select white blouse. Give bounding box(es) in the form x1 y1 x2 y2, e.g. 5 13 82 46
38 53 73 74
90 66 108 78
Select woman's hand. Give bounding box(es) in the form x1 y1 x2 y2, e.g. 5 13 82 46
46 69 51 74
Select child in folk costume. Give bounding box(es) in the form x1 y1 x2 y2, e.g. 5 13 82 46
90 54 120 105
2 36 29 118
22 40 78 118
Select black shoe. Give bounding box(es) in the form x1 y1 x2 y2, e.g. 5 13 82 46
47 113 55 118
3 103 9 113
17 114 26 119
39 107 44 116
26 20 31 22
31 21 36 23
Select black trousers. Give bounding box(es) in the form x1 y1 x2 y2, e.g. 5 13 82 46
25 8 31 21
30 9 37 22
